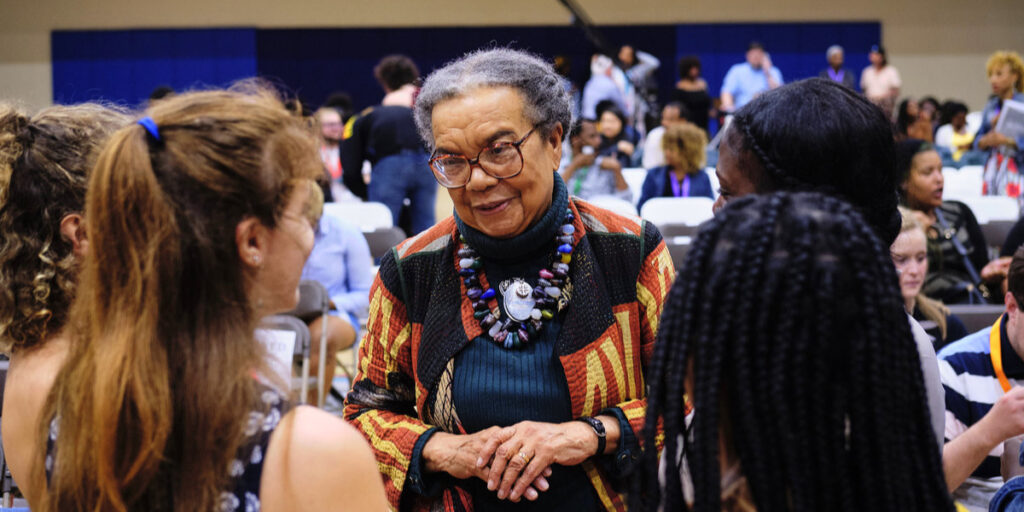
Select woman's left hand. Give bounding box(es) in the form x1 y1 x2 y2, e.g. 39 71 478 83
616 140 635 156
476 420 604 502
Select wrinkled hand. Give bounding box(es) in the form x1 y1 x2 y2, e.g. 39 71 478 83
477 421 597 502
422 428 552 500
982 257 1012 283
980 387 1024 446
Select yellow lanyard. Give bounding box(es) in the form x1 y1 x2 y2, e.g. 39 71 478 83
991 315 1013 393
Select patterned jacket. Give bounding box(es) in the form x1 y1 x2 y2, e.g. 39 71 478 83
343 198 675 511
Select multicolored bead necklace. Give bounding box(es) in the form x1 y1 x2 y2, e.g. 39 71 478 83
458 208 576 349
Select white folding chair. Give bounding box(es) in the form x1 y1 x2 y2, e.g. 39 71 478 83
705 167 719 200
621 168 647 206
587 195 638 217
966 111 983 136
640 197 715 227
958 196 1020 224
959 165 984 181
256 317 304 388
942 167 983 200
323 201 394 231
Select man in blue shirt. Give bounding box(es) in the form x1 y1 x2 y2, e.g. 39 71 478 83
300 188 375 403
720 41 783 112
939 247 1024 511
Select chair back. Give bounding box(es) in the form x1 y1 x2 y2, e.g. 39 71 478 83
981 220 1016 251
323 201 394 231
664 235 692 269
640 197 715 227
256 315 307 383
942 167 984 200
946 304 1005 334
958 196 1020 223
363 226 407 260
621 168 646 206
282 280 330 322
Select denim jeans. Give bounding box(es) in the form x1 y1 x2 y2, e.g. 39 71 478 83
367 150 437 235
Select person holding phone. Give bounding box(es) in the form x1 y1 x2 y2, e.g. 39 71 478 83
719 41 783 113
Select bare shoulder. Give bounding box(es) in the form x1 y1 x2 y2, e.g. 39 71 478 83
2 337 69 507
260 405 387 511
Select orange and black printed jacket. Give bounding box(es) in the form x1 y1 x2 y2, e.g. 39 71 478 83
343 198 675 511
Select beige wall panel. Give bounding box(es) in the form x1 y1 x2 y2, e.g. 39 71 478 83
0 0 1020 108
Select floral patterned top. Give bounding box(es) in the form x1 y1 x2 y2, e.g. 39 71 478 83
46 385 290 512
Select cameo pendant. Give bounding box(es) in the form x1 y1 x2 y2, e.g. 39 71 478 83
499 278 536 322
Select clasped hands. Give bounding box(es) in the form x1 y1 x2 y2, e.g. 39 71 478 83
422 420 603 502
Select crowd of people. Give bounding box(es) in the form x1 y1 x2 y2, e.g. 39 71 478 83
1 39 1024 512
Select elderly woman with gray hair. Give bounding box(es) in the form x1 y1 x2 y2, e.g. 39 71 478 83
344 48 674 511
818 45 856 90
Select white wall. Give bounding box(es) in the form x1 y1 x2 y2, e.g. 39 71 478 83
1 0 1021 111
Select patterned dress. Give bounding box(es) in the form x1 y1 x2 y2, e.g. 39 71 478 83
47 385 289 511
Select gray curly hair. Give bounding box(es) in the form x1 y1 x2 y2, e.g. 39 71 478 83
414 48 573 151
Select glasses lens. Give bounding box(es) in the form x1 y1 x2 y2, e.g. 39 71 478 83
431 156 469 188
480 143 523 177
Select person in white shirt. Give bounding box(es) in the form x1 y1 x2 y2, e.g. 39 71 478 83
861 45 902 118
642 102 689 169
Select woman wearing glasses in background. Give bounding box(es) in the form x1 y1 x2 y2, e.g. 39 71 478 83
343 48 674 511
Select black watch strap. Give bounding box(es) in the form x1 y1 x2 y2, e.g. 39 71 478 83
577 416 606 457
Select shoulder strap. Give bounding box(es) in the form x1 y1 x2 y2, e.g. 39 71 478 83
934 208 987 303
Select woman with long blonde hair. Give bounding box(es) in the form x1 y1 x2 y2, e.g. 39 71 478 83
36 86 386 511
892 206 968 350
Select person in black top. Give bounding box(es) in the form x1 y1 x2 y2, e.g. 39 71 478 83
342 55 436 235
897 139 1004 303
671 55 712 133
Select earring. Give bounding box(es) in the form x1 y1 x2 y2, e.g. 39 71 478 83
252 254 262 265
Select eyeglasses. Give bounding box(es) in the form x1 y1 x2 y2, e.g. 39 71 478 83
428 125 541 189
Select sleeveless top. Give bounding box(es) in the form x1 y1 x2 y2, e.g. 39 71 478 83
46 385 290 511
670 88 712 132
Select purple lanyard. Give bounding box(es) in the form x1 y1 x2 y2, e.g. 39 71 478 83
671 173 691 197
828 68 844 83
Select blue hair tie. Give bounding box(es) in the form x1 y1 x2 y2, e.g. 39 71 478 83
137 116 161 141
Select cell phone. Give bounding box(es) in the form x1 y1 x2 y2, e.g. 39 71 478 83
582 146 595 155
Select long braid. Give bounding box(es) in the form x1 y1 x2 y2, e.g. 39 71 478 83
638 192 954 512
637 215 721 511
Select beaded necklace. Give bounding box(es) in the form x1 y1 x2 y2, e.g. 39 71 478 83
457 209 576 349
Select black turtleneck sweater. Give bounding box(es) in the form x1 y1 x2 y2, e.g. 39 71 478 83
451 174 599 510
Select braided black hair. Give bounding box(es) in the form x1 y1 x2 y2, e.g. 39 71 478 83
726 77 902 246
635 192 954 512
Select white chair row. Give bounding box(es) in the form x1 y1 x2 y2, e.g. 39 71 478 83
943 165 984 201
323 201 393 231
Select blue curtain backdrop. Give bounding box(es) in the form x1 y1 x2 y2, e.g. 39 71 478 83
52 22 879 115
52 28 258 106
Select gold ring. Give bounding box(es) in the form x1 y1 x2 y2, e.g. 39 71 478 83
518 451 532 464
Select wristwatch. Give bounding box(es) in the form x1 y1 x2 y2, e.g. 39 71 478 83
576 416 606 457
